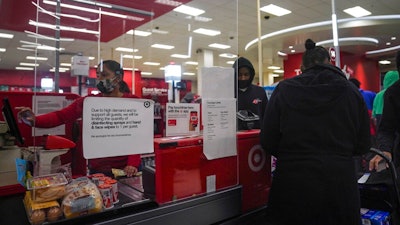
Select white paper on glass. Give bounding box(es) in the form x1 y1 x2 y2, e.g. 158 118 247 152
165 103 200 137
32 95 69 136
201 67 234 99
82 97 154 159
202 98 237 159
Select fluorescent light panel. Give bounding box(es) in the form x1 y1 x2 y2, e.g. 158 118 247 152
127 30 152 36
219 53 237 58
260 4 291 16
20 62 39 67
183 72 195 76
151 44 174 49
171 54 190 58
209 43 231 49
0 33 14 39
379 60 391 65
122 55 143 59
115 47 138 52
16 67 34 71
268 66 280 70
27 56 48 61
0 48 6 52
343 6 371 18
143 62 160 66
193 28 221 36
185 61 198 65
173 5 205 16
141 72 152 75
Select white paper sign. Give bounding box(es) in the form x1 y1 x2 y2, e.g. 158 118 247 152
32 95 72 136
203 99 237 159
82 97 154 159
165 103 200 137
201 67 235 99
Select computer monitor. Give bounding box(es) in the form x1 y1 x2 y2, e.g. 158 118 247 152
2 97 24 145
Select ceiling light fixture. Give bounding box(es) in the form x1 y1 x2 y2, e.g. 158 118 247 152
185 61 198 65
171 54 190 59
183 72 195 76
366 45 400 55
267 66 280 70
115 47 138 53
151 44 174 50
0 48 6 52
25 30 74 41
316 37 379 46
141 72 153 75
122 55 143 59
173 5 205 16
219 53 237 58
20 62 39 67
193 28 221 36
209 43 231 49
144 62 161 66
245 15 400 51
29 20 99 35
155 0 182 7
260 4 291 17
379 60 391 65
343 6 371 18
127 30 152 37
16 67 34 71
26 56 48 61
0 33 14 39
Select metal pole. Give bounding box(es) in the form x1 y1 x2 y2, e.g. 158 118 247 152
257 0 263 85
54 0 61 92
331 0 341 68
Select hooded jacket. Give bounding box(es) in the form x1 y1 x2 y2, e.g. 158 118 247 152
233 57 268 129
260 63 371 225
372 70 399 117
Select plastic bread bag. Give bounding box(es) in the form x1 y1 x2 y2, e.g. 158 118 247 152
62 177 103 219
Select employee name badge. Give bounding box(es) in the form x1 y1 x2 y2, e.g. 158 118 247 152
82 97 154 159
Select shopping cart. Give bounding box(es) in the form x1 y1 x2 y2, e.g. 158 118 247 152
359 148 400 224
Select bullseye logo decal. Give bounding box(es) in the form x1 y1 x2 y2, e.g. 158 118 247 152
248 144 266 172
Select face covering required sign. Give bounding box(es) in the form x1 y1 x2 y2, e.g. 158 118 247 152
82 97 154 159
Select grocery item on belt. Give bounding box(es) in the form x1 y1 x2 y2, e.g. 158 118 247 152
62 177 103 219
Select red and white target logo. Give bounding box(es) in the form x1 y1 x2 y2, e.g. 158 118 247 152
247 145 266 172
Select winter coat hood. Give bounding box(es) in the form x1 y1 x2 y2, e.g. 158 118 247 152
233 57 255 83
383 70 399 90
277 63 354 115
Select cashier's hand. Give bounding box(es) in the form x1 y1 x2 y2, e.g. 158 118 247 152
15 107 36 126
124 166 138 177
369 151 392 171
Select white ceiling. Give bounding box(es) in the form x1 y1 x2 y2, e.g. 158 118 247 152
0 0 399 84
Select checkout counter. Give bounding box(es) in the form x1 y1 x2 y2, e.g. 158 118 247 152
0 92 271 224
0 130 270 225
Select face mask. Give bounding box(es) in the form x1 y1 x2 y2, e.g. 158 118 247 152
96 77 117 94
238 80 251 89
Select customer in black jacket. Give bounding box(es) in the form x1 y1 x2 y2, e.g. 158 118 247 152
260 39 371 225
233 57 268 129
370 50 400 170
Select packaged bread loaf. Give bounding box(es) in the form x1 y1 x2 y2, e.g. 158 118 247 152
62 177 103 219
27 173 68 203
24 191 63 225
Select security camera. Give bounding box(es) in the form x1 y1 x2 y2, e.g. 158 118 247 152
196 49 203 54
264 15 270 20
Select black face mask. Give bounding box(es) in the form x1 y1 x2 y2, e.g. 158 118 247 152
238 80 251 89
96 77 117 94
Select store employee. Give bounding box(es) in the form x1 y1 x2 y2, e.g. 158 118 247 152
233 57 268 129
